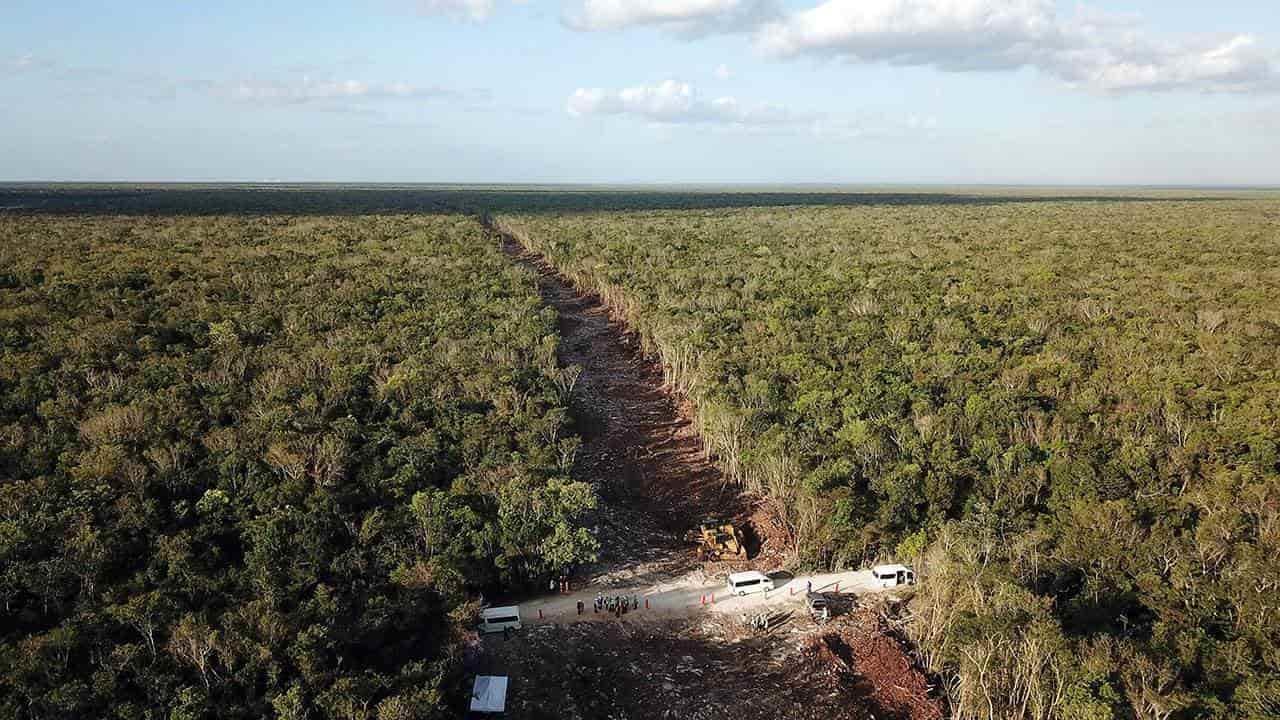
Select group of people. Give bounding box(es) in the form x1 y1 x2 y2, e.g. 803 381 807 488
593 593 640 617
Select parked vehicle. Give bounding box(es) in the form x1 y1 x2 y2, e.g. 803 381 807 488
726 570 774 596
872 564 916 588
478 606 522 634
805 592 831 622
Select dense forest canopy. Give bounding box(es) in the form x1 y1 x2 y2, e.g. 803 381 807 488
2 184 1268 217
0 214 596 718
3 191 1278 720
498 200 1280 720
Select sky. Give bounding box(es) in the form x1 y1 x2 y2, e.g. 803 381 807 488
1 0 1278 184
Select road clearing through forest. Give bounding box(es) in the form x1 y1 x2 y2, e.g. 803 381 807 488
492 220 779 580
520 568 887 624
483 220 945 720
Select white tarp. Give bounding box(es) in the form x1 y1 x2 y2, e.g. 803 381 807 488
470 676 508 713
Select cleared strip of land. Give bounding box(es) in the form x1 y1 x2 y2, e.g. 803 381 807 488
481 221 943 720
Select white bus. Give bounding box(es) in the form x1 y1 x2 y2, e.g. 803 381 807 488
726 570 775 596
478 606 522 634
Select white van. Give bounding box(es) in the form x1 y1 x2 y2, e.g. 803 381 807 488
478 606 522 634
726 570 775 596
873 564 916 588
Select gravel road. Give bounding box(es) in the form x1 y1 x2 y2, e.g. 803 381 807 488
518 568 892 625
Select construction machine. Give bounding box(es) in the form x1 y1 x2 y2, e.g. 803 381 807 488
688 518 747 561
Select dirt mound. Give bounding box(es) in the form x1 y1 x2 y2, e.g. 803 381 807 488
800 611 946 720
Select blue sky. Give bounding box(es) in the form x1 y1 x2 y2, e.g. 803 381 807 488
1 0 1277 184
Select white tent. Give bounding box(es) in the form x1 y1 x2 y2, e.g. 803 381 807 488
470 676 508 714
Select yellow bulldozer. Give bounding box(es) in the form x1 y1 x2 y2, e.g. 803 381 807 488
688 519 747 561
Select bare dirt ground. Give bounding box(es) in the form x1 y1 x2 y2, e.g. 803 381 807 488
519 568 883 624
481 224 946 720
499 230 769 583
472 605 943 720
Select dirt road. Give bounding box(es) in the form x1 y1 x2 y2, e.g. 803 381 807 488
521 569 890 624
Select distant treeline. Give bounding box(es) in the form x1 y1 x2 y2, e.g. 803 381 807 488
0 214 597 718
498 200 1280 720
0 184 1259 217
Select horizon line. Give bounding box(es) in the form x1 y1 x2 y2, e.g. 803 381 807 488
3 181 1279 191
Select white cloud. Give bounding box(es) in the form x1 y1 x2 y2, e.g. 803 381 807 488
566 0 737 29
906 113 938 130
753 0 1279 93
4 53 53 74
415 0 497 21
566 79 947 137
223 77 456 105
714 63 732 79
564 0 779 33
1047 28 1278 93
557 0 1278 94
756 0 1056 69
567 79 799 125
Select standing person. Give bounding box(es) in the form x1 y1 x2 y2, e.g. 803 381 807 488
806 579 812 594
577 600 584 616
